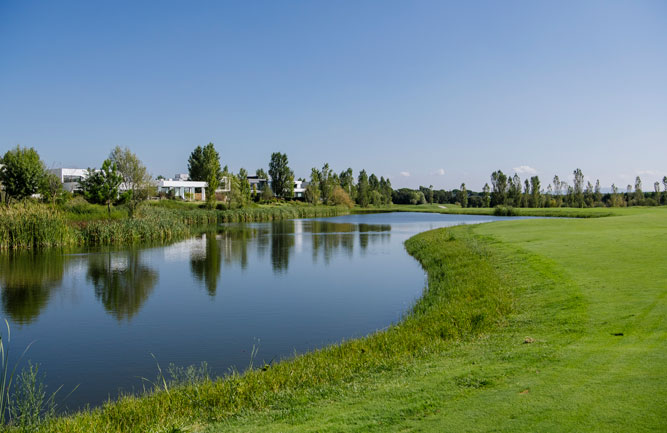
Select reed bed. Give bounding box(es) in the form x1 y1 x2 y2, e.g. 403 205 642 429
0 204 78 250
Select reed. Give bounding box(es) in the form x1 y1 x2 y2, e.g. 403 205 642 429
0 204 77 250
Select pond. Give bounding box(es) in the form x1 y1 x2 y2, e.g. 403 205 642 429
0 212 521 410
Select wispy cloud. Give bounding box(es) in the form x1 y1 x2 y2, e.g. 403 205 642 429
399 171 411 177
432 168 445 176
513 165 537 175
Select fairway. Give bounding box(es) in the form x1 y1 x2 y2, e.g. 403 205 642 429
204 208 666 432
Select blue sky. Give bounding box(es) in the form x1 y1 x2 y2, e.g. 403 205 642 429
1 0 666 190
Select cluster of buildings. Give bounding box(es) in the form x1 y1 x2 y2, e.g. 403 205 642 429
48 168 307 200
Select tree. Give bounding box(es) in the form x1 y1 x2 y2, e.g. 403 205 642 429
256 168 268 180
530 176 541 208
339 168 355 198
109 146 154 217
490 170 508 206
553 175 562 207
203 144 222 208
380 177 393 205
573 168 584 207
634 176 643 205
40 171 66 205
482 183 491 207
663 177 667 205
80 159 123 214
0 145 45 203
329 186 354 208
237 168 251 206
523 179 530 208
187 146 206 181
654 181 660 206
509 174 522 206
319 163 334 203
305 168 321 204
610 184 623 207
594 179 602 204
458 183 468 208
356 170 370 207
260 182 274 202
268 152 293 199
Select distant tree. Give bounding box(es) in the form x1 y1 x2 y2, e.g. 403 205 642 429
490 170 508 206
573 168 584 207
610 184 623 207
458 183 468 208
329 186 354 208
380 177 393 205
256 168 268 180
0 145 45 203
187 146 206 181
156 175 165 180
530 176 541 207
663 176 667 205
509 174 522 206
339 168 355 198
482 183 491 207
654 181 660 206
237 168 251 206
319 163 334 203
584 181 594 207
553 175 562 207
594 179 602 204
634 176 643 205
356 170 370 207
201 144 222 208
268 152 293 199
305 168 321 204
523 179 530 208
260 182 274 202
80 159 123 215
40 171 65 205
109 146 154 217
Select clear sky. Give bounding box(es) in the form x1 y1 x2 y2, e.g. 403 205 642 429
1 0 666 190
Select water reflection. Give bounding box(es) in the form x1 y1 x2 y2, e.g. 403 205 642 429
0 220 393 322
86 250 157 321
0 252 67 324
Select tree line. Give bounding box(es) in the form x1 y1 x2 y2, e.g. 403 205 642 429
394 169 667 208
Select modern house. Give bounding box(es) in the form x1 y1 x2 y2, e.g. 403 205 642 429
293 180 306 198
48 168 89 192
156 174 231 201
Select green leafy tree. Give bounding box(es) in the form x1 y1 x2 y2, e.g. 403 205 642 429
260 182 274 202
237 168 251 206
0 145 45 203
458 183 468 208
339 168 355 199
305 168 321 204
594 179 602 204
319 163 334 203
40 171 66 205
482 183 491 207
202 144 222 208
573 168 584 207
553 175 562 207
379 177 393 205
256 168 268 180
530 176 541 207
509 174 522 206
109 146 154 217
268 152 292 199
663 176 667 205
187 146 206 181
523 179 530 208
654 181 660 206
634 176 643 205
356 170 370 207
490 170 508 206
80 159 123 214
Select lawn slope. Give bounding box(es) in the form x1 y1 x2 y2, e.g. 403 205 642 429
204 208 666 432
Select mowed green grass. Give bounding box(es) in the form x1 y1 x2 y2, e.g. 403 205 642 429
204 207 666 432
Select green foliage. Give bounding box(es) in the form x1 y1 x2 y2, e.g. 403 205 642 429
10 362 59 431
268 152 292 199
457 183 468 208
356 170 370 207
0 146 45 203
0 203 77 250
236 168 251 206
493 205 519 216
39 172 66 206
328 186 354 208
187 146 206 181
490 170 508 206
109 146 154 218
79 160 123 215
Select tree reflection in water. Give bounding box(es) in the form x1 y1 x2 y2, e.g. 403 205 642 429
0 251 67 324
86 250 158 321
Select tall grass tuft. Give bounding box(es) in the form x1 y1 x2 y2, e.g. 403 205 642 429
0 204 77 250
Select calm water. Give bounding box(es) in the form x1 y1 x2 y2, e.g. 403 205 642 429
0 212 520 410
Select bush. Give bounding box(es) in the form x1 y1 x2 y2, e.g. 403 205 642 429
493 205 519 216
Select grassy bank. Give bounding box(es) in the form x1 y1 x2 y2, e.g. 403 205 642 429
381 203 632 218
0 202 350 249
13 208 665 431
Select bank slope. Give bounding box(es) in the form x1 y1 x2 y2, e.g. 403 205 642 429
204 208 666 432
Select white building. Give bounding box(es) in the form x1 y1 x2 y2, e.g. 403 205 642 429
49 168 89 192
156 175 230 201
